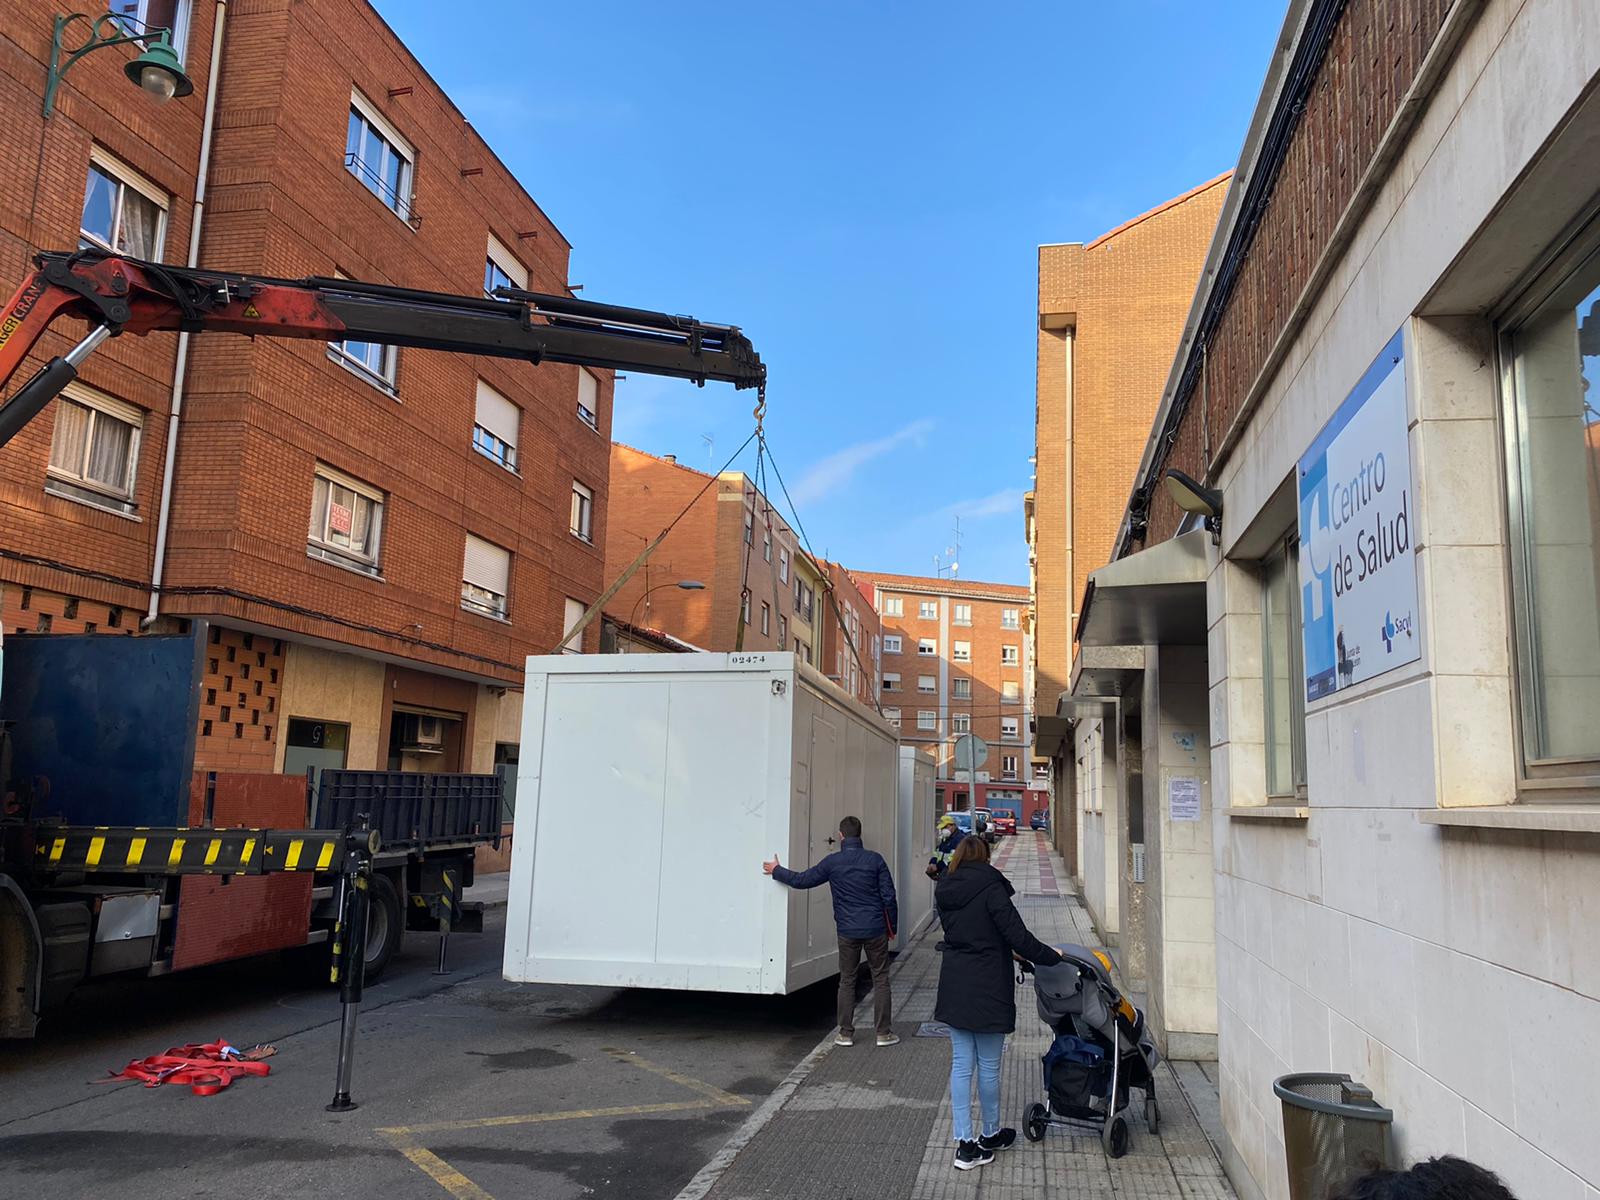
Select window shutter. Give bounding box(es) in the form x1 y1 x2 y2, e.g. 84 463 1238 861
475 380 519 451
463 534 511 594
578 369 598 412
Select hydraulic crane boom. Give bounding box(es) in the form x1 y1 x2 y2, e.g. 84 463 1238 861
0 250 766 449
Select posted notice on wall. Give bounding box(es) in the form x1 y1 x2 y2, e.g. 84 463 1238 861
1168 777 1201 822
1297 328 1420 702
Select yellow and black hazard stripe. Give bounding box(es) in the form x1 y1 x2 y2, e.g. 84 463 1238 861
32 826 347 876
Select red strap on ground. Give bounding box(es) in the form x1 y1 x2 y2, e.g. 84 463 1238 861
99 1040 272 1097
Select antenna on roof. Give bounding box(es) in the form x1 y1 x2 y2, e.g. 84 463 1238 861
701 433 714 463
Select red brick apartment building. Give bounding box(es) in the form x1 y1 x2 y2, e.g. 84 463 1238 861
853 572 1043 819
817 561 880 708
0 0 610 778
1029 176 1226 823
605 443 824 660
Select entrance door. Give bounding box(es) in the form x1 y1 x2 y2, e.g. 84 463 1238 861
807 712 842 961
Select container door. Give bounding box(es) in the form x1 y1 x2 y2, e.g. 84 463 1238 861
807 712 842 961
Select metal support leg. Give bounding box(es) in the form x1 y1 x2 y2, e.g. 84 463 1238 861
433 917 450 976
326 822 374 1113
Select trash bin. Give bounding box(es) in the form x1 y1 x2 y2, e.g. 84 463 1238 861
1273 1073 1393 1200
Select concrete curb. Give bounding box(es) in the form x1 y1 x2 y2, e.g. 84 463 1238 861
670 911 939 1200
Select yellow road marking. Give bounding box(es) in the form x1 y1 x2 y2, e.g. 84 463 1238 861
380 1135 494 1200
315 840 336 871
48 837 65 866
167 838 185 868
602 1047 751 1108
125 837 146 868
285 839 304 870
380 1098 716 1136
378 1047 749 1199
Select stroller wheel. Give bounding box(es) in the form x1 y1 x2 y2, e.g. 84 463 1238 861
1024 1102 1049 1143
1145 1094 1160 1134
1102 1114 1130 1158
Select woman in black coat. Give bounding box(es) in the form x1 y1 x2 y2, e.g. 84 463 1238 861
934 835 1062 1171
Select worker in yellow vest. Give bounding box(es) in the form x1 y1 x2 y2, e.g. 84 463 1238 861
927 815 960 879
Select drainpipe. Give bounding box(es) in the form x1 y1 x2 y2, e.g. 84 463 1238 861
144 0 227 627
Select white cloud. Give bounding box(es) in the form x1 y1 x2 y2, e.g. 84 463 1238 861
941 488 1025 521
789 419 935 506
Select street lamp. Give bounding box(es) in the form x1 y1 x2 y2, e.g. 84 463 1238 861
630 580 704 627
44 11 196 118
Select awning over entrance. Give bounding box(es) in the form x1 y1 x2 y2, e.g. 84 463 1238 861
1074 529 1210 648
1065 645 1145 713
1034 712 1071 759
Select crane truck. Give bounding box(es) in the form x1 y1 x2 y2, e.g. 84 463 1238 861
0 249 765 1037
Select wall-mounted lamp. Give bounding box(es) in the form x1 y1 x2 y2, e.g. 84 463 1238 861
44 11 194 118
1163 469 1224 544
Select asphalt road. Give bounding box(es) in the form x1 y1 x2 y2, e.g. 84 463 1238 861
0 911 839 1200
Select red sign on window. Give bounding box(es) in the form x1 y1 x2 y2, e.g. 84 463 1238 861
328 502 353 535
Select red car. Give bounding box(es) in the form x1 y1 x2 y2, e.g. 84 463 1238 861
990 812 1017 836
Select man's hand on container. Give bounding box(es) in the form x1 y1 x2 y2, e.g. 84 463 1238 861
763 855 780 875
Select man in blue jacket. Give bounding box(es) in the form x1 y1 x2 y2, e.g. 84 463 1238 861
764 815 900 1047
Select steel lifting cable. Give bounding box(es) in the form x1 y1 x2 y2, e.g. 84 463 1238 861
758 430 884 718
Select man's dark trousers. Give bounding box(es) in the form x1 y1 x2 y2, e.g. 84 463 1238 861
837 934 892 1037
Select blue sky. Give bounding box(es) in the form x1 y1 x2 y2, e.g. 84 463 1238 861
375 1 1286 584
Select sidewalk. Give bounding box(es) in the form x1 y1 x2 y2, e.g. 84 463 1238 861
679 831 1237 1200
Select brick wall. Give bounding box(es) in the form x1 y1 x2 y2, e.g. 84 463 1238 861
818 561 881 707
0 0 609 686
1033 176 1227 711
1146 0 1455 541
604 444 805 653
854 572 1030 773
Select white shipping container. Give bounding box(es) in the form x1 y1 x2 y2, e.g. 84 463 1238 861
504 652 901 994
894 746 937 952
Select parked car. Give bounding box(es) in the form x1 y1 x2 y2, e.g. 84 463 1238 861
990 812 1017 836
1030 810 1050 831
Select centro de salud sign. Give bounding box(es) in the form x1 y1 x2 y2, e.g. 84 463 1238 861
1297 328 1420 702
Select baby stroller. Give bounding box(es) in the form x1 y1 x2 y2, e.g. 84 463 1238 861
1019 944 1160 1157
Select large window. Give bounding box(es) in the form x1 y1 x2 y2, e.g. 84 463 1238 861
779 548 790 583
917 674 936 693
462 534 511 619
309 466 384 574
328 272 396 387
1262 535 1306 796
952 677 971 699
1001 755 1019 781
918 600 938 620
917 711 936 732
882 672 900 692
1001 681 1020 703
1001 716 1020 740
918 638 937 656
577 369 600 430
883 707 901 729
952 713 971 733
1001 644 1020 666
80 153 166 259
345 94 413 220
570 481 594 542
561 597 585 653
953 603 972 626
47 385 142 511
883 635 902 654
953 640 971 662
795 580 814 623
1504 231 1600 770
1001 608 1020 630
473 380 519 470
484 235 527 298
882 596 904 617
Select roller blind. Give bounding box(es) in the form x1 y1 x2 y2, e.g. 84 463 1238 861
475 380 519 449
463 534 510 594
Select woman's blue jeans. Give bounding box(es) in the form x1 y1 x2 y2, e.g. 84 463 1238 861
948 1028 1006 1142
